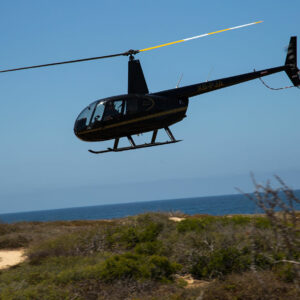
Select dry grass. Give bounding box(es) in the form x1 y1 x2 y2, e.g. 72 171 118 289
203 271 300 300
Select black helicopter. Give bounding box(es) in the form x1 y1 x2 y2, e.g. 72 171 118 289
1 21 299 154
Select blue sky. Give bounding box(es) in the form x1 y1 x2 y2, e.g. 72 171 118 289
0 1 299 213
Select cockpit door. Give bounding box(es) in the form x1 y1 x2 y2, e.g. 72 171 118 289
102 100 124 122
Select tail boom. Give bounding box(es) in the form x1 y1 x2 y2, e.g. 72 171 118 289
154 66 287 98
154 36 299 99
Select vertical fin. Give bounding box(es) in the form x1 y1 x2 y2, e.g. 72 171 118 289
285 36 297 67
285 36 300 86
128 59 149 94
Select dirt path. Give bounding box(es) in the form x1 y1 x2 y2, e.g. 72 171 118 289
0 249 26 270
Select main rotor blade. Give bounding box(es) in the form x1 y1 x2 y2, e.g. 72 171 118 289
139 21 263 53
0 51 129 73
0 21 262 73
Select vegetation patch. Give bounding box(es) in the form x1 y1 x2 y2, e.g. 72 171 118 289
0 179 299 300
202 271 300 300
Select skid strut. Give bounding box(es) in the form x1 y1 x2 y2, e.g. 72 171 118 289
88 127 181 154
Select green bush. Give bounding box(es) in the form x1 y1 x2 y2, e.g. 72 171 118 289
99 253 141 282
28 226 112 263
54 264 103 284
147 255 181 281
253 253 272 269
176 217 215 233
0 234 30 249
28 233 81 264
221 215 252 226
138 222 164 242
134 240 165 255
253 217 272 229
0 223 11 235
274 263 299 283
191 247 252 279
118 227 140 248
99 253 181 282
108 221 164 249
0 284 71 300
203 271 300 300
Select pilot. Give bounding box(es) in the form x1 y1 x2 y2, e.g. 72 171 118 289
103 101 119 121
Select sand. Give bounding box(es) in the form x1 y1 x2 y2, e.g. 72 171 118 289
176 274 210 289
169 217 186 222
0 249 26 270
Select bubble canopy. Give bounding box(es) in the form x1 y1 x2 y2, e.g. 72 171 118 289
74 100 105 133
74 95 130 135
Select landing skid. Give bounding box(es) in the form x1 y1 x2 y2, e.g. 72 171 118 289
88 127 182 154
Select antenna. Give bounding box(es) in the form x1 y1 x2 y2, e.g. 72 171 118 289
206 67 214 82
176 73 183 88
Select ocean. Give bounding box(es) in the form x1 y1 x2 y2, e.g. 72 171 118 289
1 191 300 223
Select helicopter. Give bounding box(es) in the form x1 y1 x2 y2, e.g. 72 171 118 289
1 21 299 154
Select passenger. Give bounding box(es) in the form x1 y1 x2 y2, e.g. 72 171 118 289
103 102 119 121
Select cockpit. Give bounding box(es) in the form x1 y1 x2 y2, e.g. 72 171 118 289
74 100 118 133
74 95 155 135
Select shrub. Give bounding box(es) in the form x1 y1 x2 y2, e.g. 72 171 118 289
203 271 300 300
176 217 215 233
118 227 140 248
138 222 164 242
0 284 71 300
221 215 252 226
28 225 113 263
99 253 141 282
219 215 271 229
253 217 272 229
134 240 166 255
28 233 81 264
242 175 300 260
191 247 252 279
0 222 11 235
147 255 181 281
107 221 164 250
0 234 30 249
274 263 299 283
99 253 181 282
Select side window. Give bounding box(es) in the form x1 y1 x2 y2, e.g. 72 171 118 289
103 100 124 121
114 100 123 114
91 101 105 124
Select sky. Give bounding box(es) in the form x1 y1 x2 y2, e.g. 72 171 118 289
0 1 300 214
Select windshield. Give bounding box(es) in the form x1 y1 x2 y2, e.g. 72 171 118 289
74 101 97 132
90 101 105 125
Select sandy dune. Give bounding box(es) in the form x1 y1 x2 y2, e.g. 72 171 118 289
0 249 26 270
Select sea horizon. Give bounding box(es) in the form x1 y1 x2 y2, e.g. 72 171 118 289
1 190 300 224
2 191 244 215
